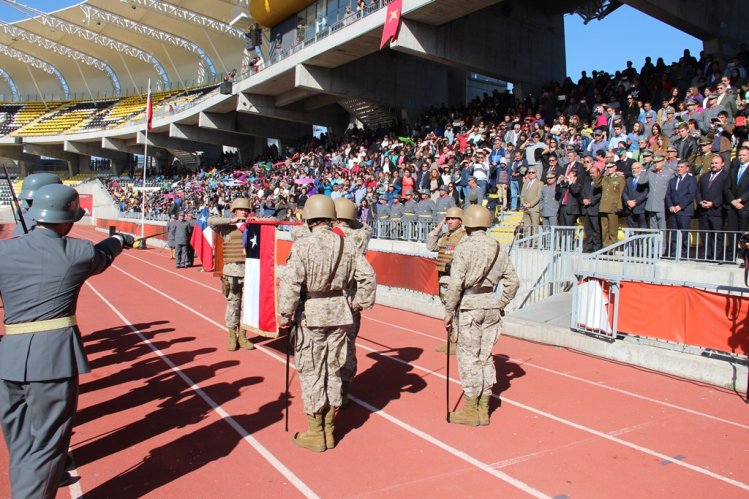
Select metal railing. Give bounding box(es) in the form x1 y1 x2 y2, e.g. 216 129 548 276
508 226 583 311
369 220 436 242
579 232 662 280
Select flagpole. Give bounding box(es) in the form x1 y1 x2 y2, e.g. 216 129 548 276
141 78 151 241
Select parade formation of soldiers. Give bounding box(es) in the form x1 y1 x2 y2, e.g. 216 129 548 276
0 182 519 497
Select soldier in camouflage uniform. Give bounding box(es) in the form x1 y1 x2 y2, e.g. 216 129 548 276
425 207 465 354
208 198 255 351
279 195 376 452
443 205 519 426
333 198 372 406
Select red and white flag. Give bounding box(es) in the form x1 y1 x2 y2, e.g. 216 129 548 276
241 222 279 337
190 207 214 272
146 80 153 131
380 0 403 49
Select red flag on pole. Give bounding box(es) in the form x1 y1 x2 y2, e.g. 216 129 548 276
146 81 153 131
380 0 403 50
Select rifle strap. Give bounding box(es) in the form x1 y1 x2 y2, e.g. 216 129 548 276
323 234 344 291
477 241 500 288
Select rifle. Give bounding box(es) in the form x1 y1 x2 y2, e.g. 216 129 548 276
3 166 27 234
446 310 456 421
283 324 292 431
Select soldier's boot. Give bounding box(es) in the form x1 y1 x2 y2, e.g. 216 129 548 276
448 395 480 426
293 413 326 452
236 328 255 350
340 380 350 409
227 328 238 352
435 340 457 355
478 393 491 426
323 406 337 450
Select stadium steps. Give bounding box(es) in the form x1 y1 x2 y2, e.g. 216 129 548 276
338 98 396 129
169 150 200 171
488 211 523 245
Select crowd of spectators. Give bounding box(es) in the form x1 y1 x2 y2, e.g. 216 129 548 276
104 45 749 257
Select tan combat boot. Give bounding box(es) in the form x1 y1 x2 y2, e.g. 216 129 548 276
236 328 255 350
293 413 326 452
435 341 457 355
227 328 238 351
478 393 491 426
448 395 479 426
323 406 337 449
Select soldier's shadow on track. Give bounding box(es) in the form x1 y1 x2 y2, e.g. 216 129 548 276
74 363 262 469
489 354 526 414
336 346 426 444
82 392 285 498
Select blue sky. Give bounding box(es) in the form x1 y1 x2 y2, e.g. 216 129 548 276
1 1 702 81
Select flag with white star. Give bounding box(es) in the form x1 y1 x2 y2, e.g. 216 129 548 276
241 222 278 337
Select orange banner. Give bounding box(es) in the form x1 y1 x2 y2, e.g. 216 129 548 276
617 280 749 355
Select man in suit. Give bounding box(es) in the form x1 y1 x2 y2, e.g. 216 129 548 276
519 166 542 226
665 160 698 257
724 146 749 262
0 184 133 498
622 162 649 228
696 155 729 260
557 151 585 226
582 164 603 252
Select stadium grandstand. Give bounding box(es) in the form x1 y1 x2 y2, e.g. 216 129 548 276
0 0 748 497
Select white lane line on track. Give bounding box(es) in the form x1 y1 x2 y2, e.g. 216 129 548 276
363 316 749 431
108 264 549 498
354 342 749 493
122 252 220 293
102 249 749 491
84 281 319 499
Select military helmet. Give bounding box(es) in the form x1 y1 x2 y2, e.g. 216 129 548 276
29 184 85 224
334 198 356 221
462 205 492 228
18 173 62 202
230 197 251 212
303 194 336 221
445 207 463 220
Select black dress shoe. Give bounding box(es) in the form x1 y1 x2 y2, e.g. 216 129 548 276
58 472 78 487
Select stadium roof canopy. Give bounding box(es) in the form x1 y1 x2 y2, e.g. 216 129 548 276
0 0 248 102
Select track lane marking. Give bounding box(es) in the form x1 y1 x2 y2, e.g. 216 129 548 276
354 342 749 492
84 281 319 499
362 316 749 431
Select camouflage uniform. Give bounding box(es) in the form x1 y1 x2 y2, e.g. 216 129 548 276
426 224 466 345
208 215 245 330
279 226 376 414
290 223 311 241
443 231 519 398
337 223 371 385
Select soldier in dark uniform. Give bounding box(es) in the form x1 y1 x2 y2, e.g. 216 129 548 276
374 194 390 238
12 173 62 237
174 212 193 268
426 207 465 354
0 184 133 498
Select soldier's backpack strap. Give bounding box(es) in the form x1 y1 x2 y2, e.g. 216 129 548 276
478 241 500 288
324 234 345 290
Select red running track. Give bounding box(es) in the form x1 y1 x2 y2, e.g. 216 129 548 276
0 225 747 498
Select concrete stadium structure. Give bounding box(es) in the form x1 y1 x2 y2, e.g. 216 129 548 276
0 0 745 175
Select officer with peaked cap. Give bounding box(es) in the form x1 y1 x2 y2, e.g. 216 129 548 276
443 205 519 427
278 195 376 452
209 197 255 351
333 197 372 406
426 206 466 354
12 172 63 237
0 184 133 498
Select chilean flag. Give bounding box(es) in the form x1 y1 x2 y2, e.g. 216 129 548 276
190 207 214 271
241 222 278 337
